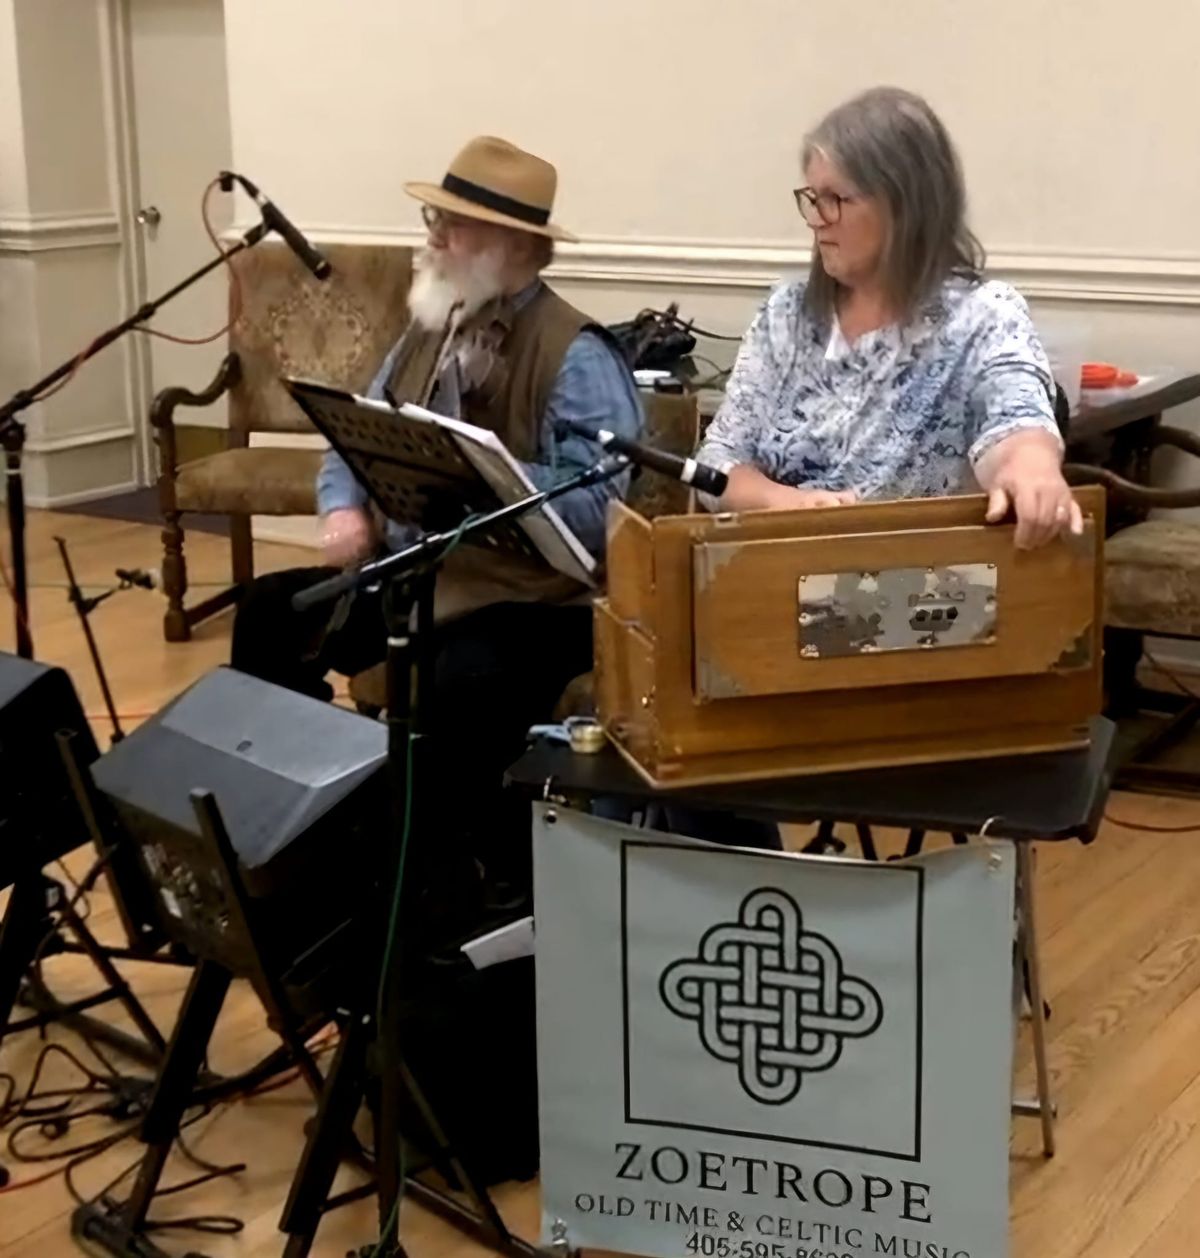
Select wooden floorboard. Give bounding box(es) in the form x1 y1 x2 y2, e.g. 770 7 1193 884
4 508 1200 1256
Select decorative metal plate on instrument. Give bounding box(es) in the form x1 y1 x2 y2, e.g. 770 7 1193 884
797 564 998 658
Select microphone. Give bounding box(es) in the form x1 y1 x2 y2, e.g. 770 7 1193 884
115 567 160 590
557 419 728 498
221 171 332 280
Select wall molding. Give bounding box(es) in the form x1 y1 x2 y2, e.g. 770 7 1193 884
284 222 1200 309
0 211 123 254
27 479 139 510
23 424 136 455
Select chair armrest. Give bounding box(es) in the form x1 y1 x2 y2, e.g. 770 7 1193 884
1063 462 1200 510
150 352 241 432
1066 423 1200 510
152 353 241 483
1150 424 1200 460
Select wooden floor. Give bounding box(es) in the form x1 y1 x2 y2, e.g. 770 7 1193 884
4 509 1200 1257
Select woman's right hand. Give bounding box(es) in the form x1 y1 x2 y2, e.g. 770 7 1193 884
763 483 858 511
714 464 857 512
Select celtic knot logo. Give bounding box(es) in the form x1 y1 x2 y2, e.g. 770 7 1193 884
660 888 883 1104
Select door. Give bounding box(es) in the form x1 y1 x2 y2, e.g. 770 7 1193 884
127 0 234 433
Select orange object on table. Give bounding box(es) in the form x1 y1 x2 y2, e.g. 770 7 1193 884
1082 362 1138 390
1082 362 1118 388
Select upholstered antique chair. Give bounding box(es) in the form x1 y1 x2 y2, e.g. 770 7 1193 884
152 241 413 641
1066 425 1200 793
347 388 702 716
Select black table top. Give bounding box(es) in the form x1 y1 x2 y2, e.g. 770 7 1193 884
507 717 1117 844
1068 371 1200 444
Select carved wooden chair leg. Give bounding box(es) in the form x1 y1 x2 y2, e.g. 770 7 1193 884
230 514 254 590
161 511 190 643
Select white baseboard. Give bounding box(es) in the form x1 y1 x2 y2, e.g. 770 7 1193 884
28 479 141 509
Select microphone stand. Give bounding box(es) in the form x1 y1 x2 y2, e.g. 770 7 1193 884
53 536 134 744
0 193 274 660
286 454 628 1258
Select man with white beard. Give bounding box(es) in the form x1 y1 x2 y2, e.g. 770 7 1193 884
229 136 642 905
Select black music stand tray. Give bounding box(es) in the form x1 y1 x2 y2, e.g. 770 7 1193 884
273 380 619 1258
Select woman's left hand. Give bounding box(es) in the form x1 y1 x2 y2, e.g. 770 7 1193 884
985 475 1083 549
979 430 1084 549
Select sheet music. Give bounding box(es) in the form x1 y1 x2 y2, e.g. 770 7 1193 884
284 378 595 587
388 399 596 587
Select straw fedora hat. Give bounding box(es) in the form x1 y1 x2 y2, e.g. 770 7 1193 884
404 135 578 243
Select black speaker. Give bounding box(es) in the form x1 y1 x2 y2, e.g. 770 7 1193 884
0 651 99 891
89 667 390 977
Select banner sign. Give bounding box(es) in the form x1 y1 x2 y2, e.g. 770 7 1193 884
533 806 1016 1258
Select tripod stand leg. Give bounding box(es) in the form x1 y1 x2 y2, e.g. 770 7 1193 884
57 896 166 1054
71 960 231 1256
0 874 49 1051
394 1057 517 1250
279 1015 370 1257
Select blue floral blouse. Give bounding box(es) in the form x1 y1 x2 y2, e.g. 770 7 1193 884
695 276 1061 503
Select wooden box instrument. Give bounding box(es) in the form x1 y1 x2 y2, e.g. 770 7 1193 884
594 487 1105 788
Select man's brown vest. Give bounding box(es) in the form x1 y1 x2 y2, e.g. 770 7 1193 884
385 283 609 621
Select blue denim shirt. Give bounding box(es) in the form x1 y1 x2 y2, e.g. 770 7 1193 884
316 282 643 559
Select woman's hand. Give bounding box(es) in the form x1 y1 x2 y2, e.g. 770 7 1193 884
977 430 1083 549
763 483 859 511
714 464 857 512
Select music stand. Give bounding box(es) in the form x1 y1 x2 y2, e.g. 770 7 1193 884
284 378 596 586
275 379 622 1258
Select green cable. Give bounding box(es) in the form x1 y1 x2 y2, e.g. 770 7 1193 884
436 510 484 562
369 728 414 1257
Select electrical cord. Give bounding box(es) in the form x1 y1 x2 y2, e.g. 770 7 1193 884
134 177 245 347
2 1044 247 1238
0 1040 141 1199
685 354 731 390
647 307 741 342
1103 811 1200 834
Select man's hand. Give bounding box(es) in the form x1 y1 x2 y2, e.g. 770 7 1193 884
320 507 373 566
978 430 1083 549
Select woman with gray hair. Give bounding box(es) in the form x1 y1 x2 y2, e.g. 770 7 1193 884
697 86 1079 549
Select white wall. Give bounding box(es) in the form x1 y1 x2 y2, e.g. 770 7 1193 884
223 0 1200 303
0 0 139 505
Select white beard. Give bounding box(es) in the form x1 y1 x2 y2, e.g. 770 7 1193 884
407 244 508 333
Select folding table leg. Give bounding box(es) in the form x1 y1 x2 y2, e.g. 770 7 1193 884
1012 842 1056 1157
